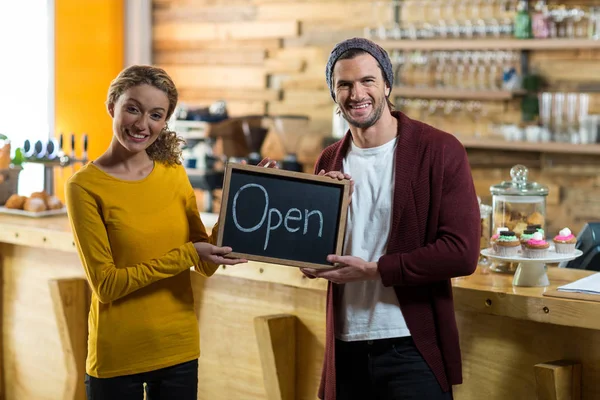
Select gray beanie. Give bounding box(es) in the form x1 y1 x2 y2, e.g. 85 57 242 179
325 37 394 101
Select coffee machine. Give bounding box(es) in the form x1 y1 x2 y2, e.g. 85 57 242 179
270 115 309 172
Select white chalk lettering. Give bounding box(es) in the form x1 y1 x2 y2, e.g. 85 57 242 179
265 208 282 250
231 183 325 250
284 208 302 233
233 183 268 232
304 209 323 237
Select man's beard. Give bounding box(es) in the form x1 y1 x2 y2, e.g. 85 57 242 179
340 95 386 129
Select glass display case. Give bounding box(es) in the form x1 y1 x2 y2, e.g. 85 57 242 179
489 164 549 272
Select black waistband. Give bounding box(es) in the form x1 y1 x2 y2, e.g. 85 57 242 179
336 335 413 350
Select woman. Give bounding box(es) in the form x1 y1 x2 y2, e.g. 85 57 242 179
66 65 249 399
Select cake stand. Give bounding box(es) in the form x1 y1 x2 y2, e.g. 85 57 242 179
480 248 583 287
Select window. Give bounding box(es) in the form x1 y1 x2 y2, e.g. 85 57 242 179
0 1 52 196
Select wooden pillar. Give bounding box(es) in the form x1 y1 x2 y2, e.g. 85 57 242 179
254 314 297 400
534 360 582 400
49 278 90 400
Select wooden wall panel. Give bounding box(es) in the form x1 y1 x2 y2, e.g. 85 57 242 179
178 88 280 102
154 20 299 42
153 38 281 51
154 49 266 65
160 65 267 89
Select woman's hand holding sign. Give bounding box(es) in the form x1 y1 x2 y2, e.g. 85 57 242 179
194 242 247 265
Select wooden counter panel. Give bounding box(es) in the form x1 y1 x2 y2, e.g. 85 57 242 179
192 273 325 400
455 311 600 400
0 243 85 400
453 267 600 331
0 215 75 253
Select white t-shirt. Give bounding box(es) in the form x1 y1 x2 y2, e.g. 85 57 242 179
336 136 410 341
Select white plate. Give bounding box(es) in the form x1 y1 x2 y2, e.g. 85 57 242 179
0 206 67 218
481 248 582 264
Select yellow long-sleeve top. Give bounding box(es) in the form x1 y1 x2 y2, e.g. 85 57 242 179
66 161 218 378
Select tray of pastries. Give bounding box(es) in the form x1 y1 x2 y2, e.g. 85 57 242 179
0 191 66 218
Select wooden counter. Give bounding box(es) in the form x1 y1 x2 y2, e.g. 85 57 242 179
0 214 598 399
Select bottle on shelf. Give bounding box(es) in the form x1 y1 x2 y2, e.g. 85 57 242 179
531 0 550 39
514 0 532 39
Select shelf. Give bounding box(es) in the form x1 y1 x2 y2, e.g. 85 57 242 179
460 138 600 154
376 38 600 51
393 87 525 100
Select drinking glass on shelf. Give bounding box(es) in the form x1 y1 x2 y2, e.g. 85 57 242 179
590 6 600 39
576 93 590 143
469 0 487 37
453 52 467 89
457 0 475 38
552 92 567 142
441 51 454 87
486 51 501 89
466 100 486 137
498 0 516 37
566 93 579 143
432 51 446 87
466 52 479 90
391 50 406 87
580 115 599 144
368 0 396 40
483 0 501 36
444 1 461 38
429 0 447 38
567 6 587 38
578 93 590 122
539 92 553 142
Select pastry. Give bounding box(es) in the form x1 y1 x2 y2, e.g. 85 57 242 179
519 229 537 251
490 227 509 252
30 191 49 201
553 227 577 254
46 195 64 210
526 211 545 227
512 221 528 238
495 230 520 257
23 197 48 212
527 224 545 239
5 194 26 209
524 232 550 259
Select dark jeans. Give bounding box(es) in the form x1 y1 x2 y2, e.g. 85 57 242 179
85 359 198 400
336 337 453 400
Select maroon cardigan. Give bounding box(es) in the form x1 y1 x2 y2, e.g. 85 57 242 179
315 112 480 399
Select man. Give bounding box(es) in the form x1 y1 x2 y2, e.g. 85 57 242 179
301 38 480 400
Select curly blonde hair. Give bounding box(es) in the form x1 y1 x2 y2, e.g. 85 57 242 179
106 65 184 165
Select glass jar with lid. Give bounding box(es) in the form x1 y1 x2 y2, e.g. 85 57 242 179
489 164 549 272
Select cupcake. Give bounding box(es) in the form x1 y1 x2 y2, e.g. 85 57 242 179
524 232 550 259
495 230 520 257
491 227 509 252
553 227 577 254
527 224 545 239
519 229 537 251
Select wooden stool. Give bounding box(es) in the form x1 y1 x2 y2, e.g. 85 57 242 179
534 360 582 400
50 278 90 400
254 314 297 400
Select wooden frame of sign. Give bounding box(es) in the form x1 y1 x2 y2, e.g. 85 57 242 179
217 163 351 269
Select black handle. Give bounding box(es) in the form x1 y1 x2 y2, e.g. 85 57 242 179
59 133 64 151
70 133 75 154
83 134 88 152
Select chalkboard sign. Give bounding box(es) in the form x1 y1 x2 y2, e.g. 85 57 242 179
217 164 351 269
